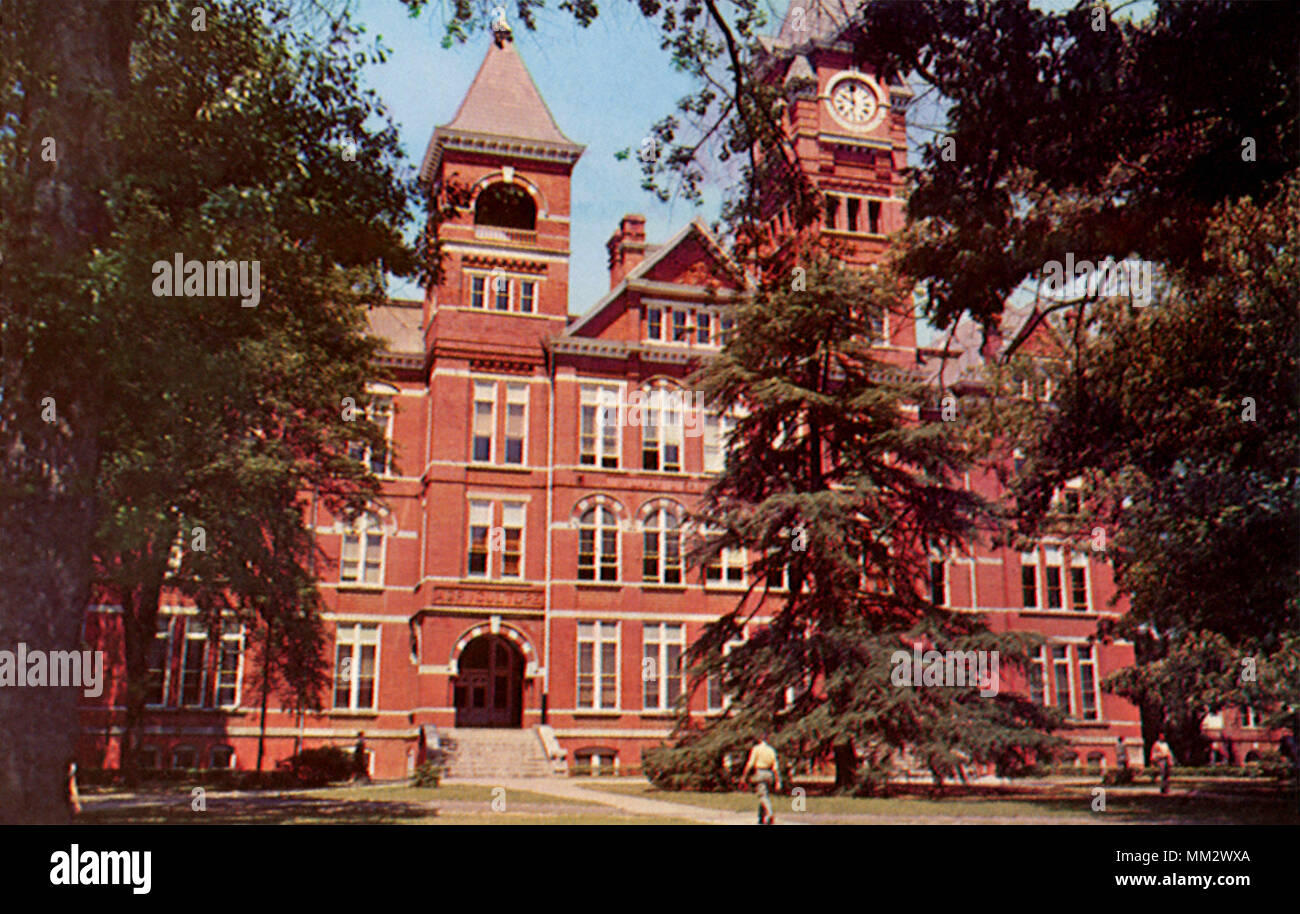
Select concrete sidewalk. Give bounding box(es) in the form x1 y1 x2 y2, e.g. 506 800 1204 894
449 777 779 825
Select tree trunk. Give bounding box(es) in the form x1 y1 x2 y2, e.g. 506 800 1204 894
257 617 273 772
832 740 858 791
120 569 164 788
0 0 137 825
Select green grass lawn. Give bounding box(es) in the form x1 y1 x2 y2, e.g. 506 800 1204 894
580 779 1299 825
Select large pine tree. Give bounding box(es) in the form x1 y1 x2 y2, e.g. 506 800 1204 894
645 254 1061 791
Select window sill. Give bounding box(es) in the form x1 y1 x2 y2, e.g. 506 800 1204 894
575 581 622 590
329 709 381 718
1019 608 1096 618
337 583 385 594
572 709 623 718
467 462 535 473
641 583 688 592
639 711 678 719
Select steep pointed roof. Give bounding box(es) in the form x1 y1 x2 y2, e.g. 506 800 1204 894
421 33 583 179
776 0 863 46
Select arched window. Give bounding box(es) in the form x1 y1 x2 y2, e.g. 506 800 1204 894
578 507 619 581
642 508 683 584
474 183 536 230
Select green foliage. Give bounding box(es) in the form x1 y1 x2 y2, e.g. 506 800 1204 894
995 182 1300 761
412 761 443 788
650 254 1064 789
854 0 1298 331
286 746 357 786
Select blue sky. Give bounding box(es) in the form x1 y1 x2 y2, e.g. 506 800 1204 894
356 0 1152 331
358 0 754 313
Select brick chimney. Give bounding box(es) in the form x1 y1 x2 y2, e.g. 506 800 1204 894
606 214 649 289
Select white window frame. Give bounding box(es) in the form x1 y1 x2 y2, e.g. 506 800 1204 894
1069 553 1090 612
471 380 496 463
341 512 385 586
579 384 621 468
504 383 528 466
703 412 736 474
333 622 380 711
577 505 620 582
1050 643 1075 716
642 622 685 711
641 386 683 473
1021 552 1040 609
707 634 746 711
178 617 208 708
499 501 526 579
1076 644 1101 721
642 507 684 584
467 499 493 578
1027 645 1048 706
576 620 619 710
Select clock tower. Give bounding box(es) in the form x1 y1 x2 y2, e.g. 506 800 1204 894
766 0 916 353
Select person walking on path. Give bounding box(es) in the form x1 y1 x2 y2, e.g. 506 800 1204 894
740 733 782 825
353 732 371 784
1149 733 1174 794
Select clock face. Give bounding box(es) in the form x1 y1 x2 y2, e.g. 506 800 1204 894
825 73 885 131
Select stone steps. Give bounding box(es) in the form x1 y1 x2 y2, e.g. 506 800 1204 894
439 727 555 779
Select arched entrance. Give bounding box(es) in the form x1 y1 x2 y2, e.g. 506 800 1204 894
454 634 524 728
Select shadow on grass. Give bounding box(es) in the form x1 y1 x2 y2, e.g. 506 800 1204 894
81 793 438 825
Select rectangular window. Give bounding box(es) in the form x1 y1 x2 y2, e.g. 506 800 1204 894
824 194 840 230
719 316 735 346
1051 645 1073 715
500 503 524 579
697 312 711 345
215 620 243 707
468 500 491 577
1045 565 1063 609
494 276 510 311
642 388 682 472
647 308 662 341
847 197 860 233
341 514 383 585
1021 561 1039 609
504 384 527 465
180 618 207 707
867 199 881 235
703 412 734 474
349 396 393 475
1028 646 1047 706
1070 566 1088 611
929 559 946 606
470 275 485 309
672 309 688 342
643 623 684 711
1077 645 1099 721
472 381 495 462
1062 490 1081 514
519 280 535 313
577 621 618 710
333 623 379 711
579 385 620 468
146 617 171 706
706 542 746 585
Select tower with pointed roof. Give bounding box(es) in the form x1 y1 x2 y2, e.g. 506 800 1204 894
420 20 584 365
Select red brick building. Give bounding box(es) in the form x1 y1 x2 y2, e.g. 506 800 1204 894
79 11 1177 780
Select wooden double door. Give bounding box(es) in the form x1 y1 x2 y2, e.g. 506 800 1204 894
453 635 523 728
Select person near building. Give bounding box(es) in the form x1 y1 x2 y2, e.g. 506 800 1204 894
740 733 782 825
1149 733 1174 794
